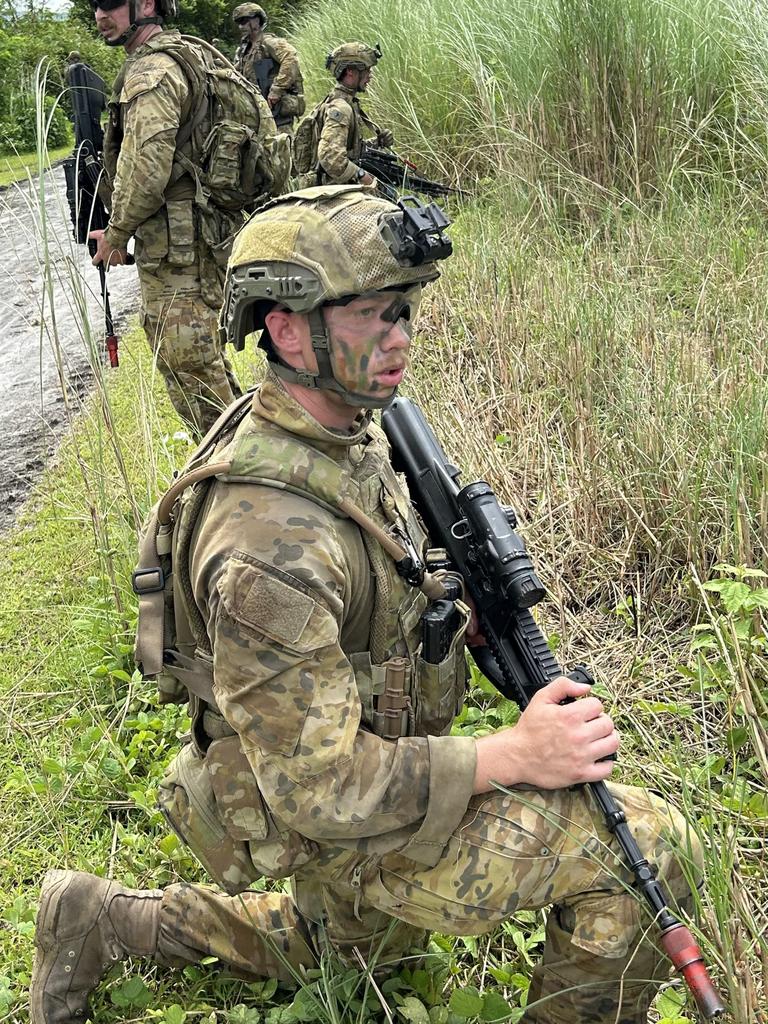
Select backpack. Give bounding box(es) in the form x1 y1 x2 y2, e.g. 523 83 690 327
292 98 328 176
151 34 289 212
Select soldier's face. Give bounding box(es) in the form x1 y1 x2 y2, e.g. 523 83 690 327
236 16 259 37
93 0 130 39
322 288 420 401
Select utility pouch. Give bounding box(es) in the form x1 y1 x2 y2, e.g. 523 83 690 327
201 120 268 211
414 600 470 736
158 740 261 895
278 92 305 118
133 211 169 271
158 737 316 894
165 199 196 267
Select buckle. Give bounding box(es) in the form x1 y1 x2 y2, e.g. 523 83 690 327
132 566 165 595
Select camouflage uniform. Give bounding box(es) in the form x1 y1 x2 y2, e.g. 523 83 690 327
31 189 704 1024
234 30 304 132
146 366 704 1024
314 82 382 184
102 29 242 435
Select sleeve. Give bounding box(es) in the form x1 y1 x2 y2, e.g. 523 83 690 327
264 36 301 97
104 56 188 249
317 101 359 183
202 504 476 855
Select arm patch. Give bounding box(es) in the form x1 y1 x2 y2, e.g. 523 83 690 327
220 552 339 652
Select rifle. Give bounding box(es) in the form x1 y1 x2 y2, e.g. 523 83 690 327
380 396 726 1021
360 145 462 201
63 61 121 368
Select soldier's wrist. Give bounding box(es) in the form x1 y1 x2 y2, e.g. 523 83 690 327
104 225 131 250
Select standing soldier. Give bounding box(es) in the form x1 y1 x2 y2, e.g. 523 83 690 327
295 41 394 187
30 187 704 1024
90 0 280 437
232 3 304 133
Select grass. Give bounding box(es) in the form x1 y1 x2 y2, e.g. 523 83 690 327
1 17 767 1024
0 143 72 189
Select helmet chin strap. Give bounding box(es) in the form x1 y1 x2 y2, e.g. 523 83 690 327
267 309 397 410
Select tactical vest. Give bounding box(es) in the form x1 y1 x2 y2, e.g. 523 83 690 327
135 389 469 892
235 35 304 127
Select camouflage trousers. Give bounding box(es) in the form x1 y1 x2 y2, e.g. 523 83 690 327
155 783 702 1024
138 258 241 437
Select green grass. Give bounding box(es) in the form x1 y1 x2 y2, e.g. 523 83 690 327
0 143 72 188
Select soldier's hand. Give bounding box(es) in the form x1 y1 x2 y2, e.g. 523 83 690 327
267 94 279 109
377 128 394 148
472 676 619 794
360 172 375 186
89 229 129 270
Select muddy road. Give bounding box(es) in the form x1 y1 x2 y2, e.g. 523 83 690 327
0 165 138 533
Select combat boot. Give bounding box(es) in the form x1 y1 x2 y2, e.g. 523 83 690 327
30 869 162 1024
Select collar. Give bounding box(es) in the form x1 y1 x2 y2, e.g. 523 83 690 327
133 27 181 56
252 370 373 454
332 83 358 101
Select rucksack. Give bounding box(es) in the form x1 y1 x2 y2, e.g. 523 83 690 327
292 98 328 176
151 34 289 212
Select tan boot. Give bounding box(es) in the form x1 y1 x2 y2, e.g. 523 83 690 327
30 869 162 1024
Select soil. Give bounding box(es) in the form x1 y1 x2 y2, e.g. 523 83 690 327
0 165 139 533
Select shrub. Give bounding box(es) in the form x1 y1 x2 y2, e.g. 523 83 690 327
0 92 70 154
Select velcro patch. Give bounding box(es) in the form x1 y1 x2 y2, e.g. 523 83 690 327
121 67 170 103
327 108 345 123
243 568 312 644
221 553 338 652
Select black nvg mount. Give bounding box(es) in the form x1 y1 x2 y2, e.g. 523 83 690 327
382 196 453 267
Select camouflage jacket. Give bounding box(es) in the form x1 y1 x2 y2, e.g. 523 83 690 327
316 84 381 184
102 30 194 253
185 373 477 870
234 31 302 101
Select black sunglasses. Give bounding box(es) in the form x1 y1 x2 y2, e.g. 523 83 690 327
90 0 128 11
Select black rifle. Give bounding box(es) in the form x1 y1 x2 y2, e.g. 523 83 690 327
63 61 121 368
380 397 726 1021
360 145 462 201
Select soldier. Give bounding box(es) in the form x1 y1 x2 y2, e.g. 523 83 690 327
90 0 257 436
232 3 304 133
31 187 703 1024
305 41 394 185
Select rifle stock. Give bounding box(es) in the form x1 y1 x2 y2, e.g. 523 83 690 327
381 396 725 1021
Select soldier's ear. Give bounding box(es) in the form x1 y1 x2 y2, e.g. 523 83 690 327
264 307 307 359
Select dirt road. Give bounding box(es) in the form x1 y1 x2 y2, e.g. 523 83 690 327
0 165 139 532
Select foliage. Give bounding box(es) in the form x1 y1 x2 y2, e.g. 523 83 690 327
292 0 768 203
0 9 123 116
0 91 69 153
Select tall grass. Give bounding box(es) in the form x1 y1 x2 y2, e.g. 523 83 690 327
292 0 768 199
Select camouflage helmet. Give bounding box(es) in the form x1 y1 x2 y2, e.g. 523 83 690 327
232 2 266 22
220 184 452 406
326 41 382 80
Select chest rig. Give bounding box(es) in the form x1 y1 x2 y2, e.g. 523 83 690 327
133 391 459 749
